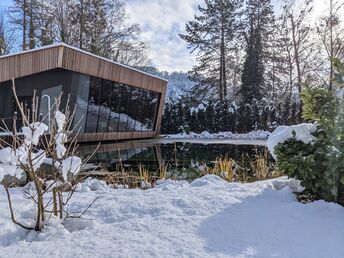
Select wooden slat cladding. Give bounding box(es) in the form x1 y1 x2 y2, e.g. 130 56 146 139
0 46 61 83
0 44 167 94
61 47 166 93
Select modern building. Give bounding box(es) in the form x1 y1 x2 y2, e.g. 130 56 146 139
0 44 167 142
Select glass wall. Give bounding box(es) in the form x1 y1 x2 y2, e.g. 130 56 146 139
73 74 90 133
74 74 161 134
98 80 113 132
85 77 102 133
39 85 63 128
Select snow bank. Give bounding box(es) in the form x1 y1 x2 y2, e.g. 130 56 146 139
1 175 344 258
164 130 270 140
267 123 317 159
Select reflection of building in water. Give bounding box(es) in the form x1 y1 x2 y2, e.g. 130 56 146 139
77 141 162 172
0 44 167 142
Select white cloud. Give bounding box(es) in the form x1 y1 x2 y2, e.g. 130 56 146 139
126 0 343 73
126 0 202 72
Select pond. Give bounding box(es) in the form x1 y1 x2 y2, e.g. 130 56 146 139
77 138 278 185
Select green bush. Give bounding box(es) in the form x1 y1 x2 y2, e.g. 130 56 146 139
274 60 344 203
275 129 342 202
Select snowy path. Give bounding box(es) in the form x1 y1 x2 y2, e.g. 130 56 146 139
0 176 344 258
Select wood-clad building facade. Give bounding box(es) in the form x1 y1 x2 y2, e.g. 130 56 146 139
0 44 167 142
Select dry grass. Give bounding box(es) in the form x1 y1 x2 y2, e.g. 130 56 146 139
138 163 152 189
206 156 235 181
254 150 269 180
83 149 282 188
158 162 168 180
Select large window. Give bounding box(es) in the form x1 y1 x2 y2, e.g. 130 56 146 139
128 88 143 131
85 77 102 133
39 85 63 128
98 80 113 132
145 91 160 131
108 82 122 132
73 74 90 133
75 74 161 134
117 85 131 132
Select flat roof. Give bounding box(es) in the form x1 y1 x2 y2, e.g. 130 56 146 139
0 43 168 82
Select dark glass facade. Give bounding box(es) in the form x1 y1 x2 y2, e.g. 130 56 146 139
0 68 161 135
75 75 161 134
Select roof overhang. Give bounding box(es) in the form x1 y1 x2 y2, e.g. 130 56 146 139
0 43 167 94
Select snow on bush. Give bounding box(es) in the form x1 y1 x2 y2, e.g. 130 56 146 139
55 111 66 132
22 122 48 146
55 111 68 159
61 156 82 181
267 123 317 159
0 103 85 231
0 120 53 180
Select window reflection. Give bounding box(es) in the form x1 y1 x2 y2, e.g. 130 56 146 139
85 77 102 133
80 75 161 134
118 85 131 132
73 74 90 133
98 80 113 132
108 83 121 132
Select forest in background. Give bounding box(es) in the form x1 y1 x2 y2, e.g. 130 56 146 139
163 0 344 134
0 0 343 134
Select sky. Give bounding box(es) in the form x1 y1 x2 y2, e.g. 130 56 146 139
0 0 341 72
126 0 336 72
125 0 202 72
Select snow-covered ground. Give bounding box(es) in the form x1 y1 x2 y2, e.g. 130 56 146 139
1 175 344 258
164 130 270 140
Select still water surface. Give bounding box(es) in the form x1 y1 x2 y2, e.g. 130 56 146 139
77 139 274 181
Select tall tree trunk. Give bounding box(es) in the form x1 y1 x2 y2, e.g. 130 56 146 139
329 0 334 91
219 38 224 101
79 0 84 49
291 16 303 120
23 0 27 50
220 18 226 100
28 2 35 49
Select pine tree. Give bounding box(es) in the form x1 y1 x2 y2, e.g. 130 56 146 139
205 102 214 132
180 0 243 101
240 0 274 103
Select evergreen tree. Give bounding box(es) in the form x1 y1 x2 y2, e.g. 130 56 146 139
240 0 274 103
180 0 243 101
205 102 215 132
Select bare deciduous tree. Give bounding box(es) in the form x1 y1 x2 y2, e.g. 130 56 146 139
0 79 98 231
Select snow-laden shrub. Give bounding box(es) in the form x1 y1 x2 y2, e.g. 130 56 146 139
273 128 341 202
270 80 344 203
0 85 86 231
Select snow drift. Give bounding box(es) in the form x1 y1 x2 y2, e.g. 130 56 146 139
0 175 343 258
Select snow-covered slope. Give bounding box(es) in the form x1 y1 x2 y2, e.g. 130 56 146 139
141 67 195 100
1 175 344 258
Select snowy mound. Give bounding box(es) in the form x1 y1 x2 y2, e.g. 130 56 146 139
1 175 344 258
267 123 317 159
